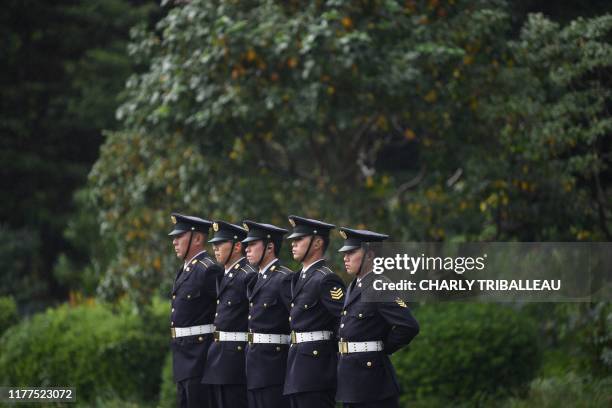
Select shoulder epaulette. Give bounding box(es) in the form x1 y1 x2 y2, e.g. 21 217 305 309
316 266 333 276
275 265 292 275
240 264 256 274
198 258 215 268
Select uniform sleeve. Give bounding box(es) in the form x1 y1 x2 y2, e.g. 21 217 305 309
320 274 346 319
198 262 223 299
376 297 419 354
280 273 294 311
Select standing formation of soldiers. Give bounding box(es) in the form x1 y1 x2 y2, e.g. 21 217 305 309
168 213 419 408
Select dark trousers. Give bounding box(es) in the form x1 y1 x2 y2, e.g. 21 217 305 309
177 377 209 408
209 384 248 408
288 389 335 408
247 385 290 408
343 396 399 408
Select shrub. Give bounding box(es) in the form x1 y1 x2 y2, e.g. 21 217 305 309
502 373 612 408
157 352 175 408
393 303 541 404
0 301 167 403
0 295 18 336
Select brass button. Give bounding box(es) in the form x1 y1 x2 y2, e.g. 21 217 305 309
237 345 242 351
215 312 218 316
367 361 372 367
304 304 308 309
187 294 191 299
216 299 220 304
358 313 363 318
340 323 344 328
171 321 174 326
291 303 294 307
248 315 251 320
228 301 232 305
313 350 318 356
276 346 281 351
171 308 175 312
343 310 347 315
250 302 253 307
288 316 292 321
172 295 176 300
263 303 267 307
198 336 203 342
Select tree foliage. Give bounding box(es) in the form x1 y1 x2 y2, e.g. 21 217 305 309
87 0 611 304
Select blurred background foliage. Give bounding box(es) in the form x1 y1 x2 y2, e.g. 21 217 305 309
1 0 610 406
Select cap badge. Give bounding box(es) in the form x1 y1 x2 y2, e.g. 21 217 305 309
339 230 347 239
171 215 177 224
243 222 249 231
289 218 296 227
213 222 219 232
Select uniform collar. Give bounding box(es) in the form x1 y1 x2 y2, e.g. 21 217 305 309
301 258 325 274
259 258 278 274
356 269 374 284
225 256 245 274
184 250 206 269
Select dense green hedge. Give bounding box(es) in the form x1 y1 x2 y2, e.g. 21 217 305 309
393 303 541 404
0 300 169 403
0 295 17 336
157 352 175 408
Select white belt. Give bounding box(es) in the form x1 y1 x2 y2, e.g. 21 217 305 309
338 340 384 354
171 324 215 338
290 330 333 344
248 332 290 345
214 331 249 342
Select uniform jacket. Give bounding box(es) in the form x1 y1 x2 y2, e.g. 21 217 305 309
284 259 346 395
245 259 294 390
170 251 223 382
336 272 419 403
202 257 256 385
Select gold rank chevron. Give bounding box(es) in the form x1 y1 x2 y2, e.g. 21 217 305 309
395 298 407 308
330 287 344 300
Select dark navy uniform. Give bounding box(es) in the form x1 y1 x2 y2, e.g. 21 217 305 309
284 215 346 408
242 221 294 408
168 213 223 408
202 221 256 408
336 228 420 408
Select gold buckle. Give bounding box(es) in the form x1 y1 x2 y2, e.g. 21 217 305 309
214 331 220 342
247 332 254 344
338 341 348 354
171 327 176 339
290 331 297 344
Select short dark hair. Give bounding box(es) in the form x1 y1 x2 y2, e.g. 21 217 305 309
271 239 283 256
319 235 330 252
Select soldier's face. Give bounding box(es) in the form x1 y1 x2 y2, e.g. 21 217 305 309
245 240 264 265
212 241 233 264
290 236 310 261
172 232 190 259
343 248 364 276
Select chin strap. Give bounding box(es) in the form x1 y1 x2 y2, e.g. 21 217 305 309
255 239 270 268
357 243 370 278
224 241 236 266
183 230 194 262
298 235 315 264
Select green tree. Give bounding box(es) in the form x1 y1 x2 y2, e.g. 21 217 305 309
0 0 158 305
88 0 610 306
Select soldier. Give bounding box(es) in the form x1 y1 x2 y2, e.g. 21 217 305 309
202 220 256 408
336 227 420 408
168 213 223 408
242 220 294 408
284 215 346 408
